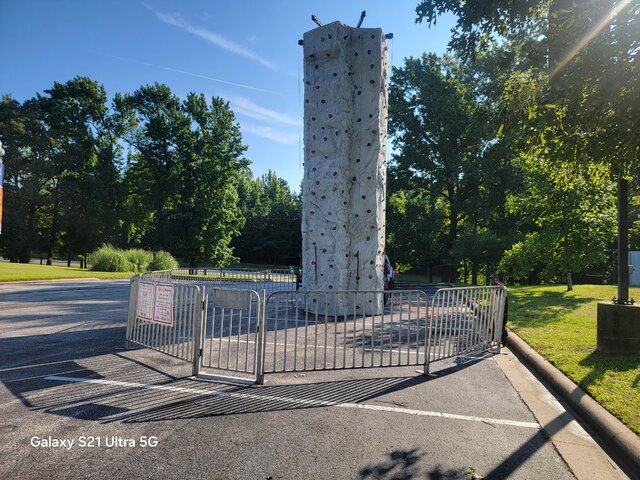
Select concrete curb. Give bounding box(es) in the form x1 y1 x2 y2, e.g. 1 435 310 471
505 330 640 477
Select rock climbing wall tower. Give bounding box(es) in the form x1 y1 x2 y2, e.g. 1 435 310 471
301 21 389 315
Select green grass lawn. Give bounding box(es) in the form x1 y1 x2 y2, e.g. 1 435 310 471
508 284 640 435
0 262 133 282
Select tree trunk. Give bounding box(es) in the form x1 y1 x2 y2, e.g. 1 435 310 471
447 183 459 282
471 261 478 286
566 271 573 291
46 186 61 266
617 175 629 303
25 202 37 262
67 251 71 268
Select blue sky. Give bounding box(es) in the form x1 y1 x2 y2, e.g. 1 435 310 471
0 0 455 190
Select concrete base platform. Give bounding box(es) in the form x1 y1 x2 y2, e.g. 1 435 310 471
597 302 640 354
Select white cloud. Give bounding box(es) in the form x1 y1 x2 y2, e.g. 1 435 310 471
151 9 276 70
241 123 299 145
227 95 301 127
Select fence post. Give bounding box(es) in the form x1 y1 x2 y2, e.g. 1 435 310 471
255 289 267 385
423 291 435 375
192 286 206 377
494 287 506 354
125 275 140 350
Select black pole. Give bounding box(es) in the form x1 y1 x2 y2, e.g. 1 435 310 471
616 175 629 304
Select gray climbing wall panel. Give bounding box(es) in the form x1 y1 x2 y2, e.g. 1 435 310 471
301 22 388 315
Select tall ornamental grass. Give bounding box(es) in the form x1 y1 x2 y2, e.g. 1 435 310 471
89 245 178 272
89 245 131 272
149 250 179 271
124 249 153 273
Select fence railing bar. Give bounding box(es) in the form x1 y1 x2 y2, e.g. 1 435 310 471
313 296 319 370
359 292 365 368
303 294 309 371
333 298 338 369
323 294 329 369
217 307 224 368
352 296 357 368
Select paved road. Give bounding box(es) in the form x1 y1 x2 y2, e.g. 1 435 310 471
0 280 594 479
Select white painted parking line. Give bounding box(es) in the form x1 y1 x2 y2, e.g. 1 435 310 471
45 375 540 429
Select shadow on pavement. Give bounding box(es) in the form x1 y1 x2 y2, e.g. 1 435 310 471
355 412 572 479
2 330 486 424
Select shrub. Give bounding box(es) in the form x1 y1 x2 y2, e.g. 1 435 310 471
89 245 132 272
124 249 152 273
89 246 179 273
148 250 179 271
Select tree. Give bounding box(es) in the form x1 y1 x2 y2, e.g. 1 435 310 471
116 85 249 266
386 188 449 281
38 77 110 264
232 171 302 265
0 95 40 262
388 53 516 282
173 94 249 266
499 157 615 289
116 83 186 251
415 0 639 295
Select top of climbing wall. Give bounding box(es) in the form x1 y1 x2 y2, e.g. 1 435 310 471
302 21 388 55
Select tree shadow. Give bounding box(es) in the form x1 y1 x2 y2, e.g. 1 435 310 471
508 289 596 328
359 449 422 480
358 449 469 480
577 349 640 390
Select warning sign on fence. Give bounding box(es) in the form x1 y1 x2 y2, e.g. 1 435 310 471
152 284 174 326
136 281 174 326
136 281 154 321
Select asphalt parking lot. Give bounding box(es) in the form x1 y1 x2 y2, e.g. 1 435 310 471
0 280 622 479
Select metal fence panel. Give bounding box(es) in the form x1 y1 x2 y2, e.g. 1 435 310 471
164 267 297 298
262 290 430 373
426 286 506 369
199 288 263 381
126 276 203 368
140 270 172 282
